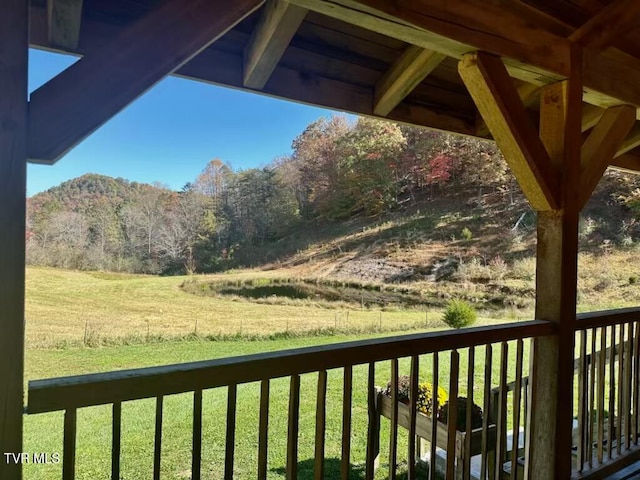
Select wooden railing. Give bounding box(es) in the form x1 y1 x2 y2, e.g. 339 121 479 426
573 308 640 479
27 321 554 480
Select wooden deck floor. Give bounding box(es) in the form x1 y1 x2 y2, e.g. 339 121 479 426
606 461 640 480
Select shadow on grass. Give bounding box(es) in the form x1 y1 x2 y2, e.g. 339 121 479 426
271 457 441 480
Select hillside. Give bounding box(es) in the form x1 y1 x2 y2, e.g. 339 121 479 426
25 116 640 305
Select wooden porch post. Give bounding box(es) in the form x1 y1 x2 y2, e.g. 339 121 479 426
459 49 584 479
527 56 583 479
0 0 28 479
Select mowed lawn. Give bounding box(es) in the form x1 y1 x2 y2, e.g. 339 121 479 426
24 335 531 480
23 267 540 479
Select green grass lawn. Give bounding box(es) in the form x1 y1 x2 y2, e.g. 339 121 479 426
24 334 531 480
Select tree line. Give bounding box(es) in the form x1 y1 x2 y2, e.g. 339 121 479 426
27 115 513 274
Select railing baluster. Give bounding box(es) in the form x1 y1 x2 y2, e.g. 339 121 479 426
341 367 352 480
224 384 237 480
314 370 327 480
511 339 524 480
589 329 596 468
495 342 508 480
430 352 439 480
258 379 270 480
111 402 121 480
625 322 634 450
408 356 419 480
366 362 379 480
617 323 624 455
287 374 300 480
154 396 163 480
597 327 606 465
389 359 399 480
63 408 77 480
446 350 460 480
192 389 203 480
481 344 492 480
577 329 587 471
464 347 474 480
608 325 616 461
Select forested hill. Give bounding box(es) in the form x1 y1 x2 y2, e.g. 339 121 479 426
26 116 640 276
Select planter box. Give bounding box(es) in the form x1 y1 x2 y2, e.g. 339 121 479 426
376 390 497 478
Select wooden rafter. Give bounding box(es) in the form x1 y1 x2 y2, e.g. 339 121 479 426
290 0 640 113
612 153 640 174
48 0 83 49
569 0 640 49
374 46 446 116
244 0 307 89
615 123 640 157
581 104 604 132
178 47 476 135
579 105 636 208
459 52 559 211
28 0 265 164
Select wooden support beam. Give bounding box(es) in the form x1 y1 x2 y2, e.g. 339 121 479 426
28 0 265 164
611 153 640 174
290 0 640 113
579 105 636 208
47 0 83 49
374 46 446 116
459 51 559 210
244 0 307 89
526 66 583 479
476 80 540 137
0 0 28 479
581 104 604 132
569 0 640 49
615 123 640 157
177 47 476 136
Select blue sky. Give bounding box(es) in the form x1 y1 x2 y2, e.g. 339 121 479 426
27 49 343 196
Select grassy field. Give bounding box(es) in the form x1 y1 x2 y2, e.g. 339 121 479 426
22 261 637 480
26 267 518 349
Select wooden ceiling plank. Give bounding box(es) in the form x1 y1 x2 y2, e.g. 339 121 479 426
458 51 559 211
569 0 640 49
611 153 640 174
579 104 636 208
48 0 83 49
291 0 640 113
374 46 446 116
244 0 308 89
177 47 476 135
28 0 265 164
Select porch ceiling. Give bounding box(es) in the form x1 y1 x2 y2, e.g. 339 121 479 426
26 0 640 168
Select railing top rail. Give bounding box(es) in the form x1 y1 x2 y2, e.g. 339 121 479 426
575 306 640 330
27 320 554 414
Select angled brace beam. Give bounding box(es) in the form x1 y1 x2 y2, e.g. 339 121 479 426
28 0 265 164
459 52 560 211
569 0 640 49
48 0 83 49
244 0 307 89
374 46 446 116
579 105 636 208
475 80 540 137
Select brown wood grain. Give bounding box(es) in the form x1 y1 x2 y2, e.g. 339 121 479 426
28 0 264 164
0 2 28 479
